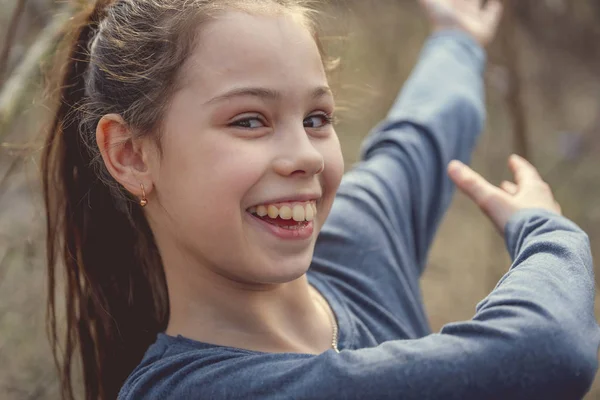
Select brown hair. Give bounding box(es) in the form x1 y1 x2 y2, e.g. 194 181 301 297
41 1 321 399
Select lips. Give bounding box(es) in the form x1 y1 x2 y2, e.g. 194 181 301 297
245 199 318 240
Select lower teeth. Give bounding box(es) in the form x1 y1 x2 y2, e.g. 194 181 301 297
280 223 307 230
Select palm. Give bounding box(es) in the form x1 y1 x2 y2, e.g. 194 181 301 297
420 0 503 47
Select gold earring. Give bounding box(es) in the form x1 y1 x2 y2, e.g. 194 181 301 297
140 184 148 207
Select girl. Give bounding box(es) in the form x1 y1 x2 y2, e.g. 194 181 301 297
42 0 599 399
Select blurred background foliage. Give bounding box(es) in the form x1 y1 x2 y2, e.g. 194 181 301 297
0 0 599 398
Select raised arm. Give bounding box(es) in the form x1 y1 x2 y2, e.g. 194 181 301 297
324 0 503 279
356 28 486 269
374 0 503 265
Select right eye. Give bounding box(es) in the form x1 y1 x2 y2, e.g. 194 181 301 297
230 115 266 129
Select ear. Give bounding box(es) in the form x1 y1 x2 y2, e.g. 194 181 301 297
96 114 154 199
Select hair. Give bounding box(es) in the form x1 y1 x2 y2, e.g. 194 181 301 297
41 1 323 399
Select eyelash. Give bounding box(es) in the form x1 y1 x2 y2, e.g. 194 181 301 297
229 115 267 129
229 112 335 129
305 113 335 128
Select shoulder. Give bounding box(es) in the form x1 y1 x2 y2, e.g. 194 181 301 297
118 335 244 399
118 334 314 400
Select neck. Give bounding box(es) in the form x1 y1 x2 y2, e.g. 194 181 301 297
163 252 333 355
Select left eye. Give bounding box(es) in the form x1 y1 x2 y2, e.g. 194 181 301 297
303 114 332 129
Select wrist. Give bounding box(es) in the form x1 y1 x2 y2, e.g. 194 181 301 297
432 26 487 48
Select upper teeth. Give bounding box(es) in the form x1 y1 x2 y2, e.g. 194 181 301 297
248 202 316 222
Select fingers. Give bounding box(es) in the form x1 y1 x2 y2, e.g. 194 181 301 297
448 160 506 210
451 0 477 13
456 0 501 15
420 0 449 9
508 154 542 185
481 0 503 27
421 0 454 19
500 180 518 195
449 0 488 17
482 0 503 13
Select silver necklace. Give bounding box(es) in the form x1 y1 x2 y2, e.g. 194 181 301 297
314 292 340 353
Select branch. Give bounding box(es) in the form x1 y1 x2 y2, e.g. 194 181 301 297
0 6 72 138
0 0 28 86
498 0 529 159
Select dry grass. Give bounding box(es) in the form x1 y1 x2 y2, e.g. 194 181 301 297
1 1 599 398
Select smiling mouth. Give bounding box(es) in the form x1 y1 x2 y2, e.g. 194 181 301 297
247 201 316 229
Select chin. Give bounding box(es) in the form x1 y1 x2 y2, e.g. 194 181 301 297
250 250 314 285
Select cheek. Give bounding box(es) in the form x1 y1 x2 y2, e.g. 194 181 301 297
324 134 344 187
154 135 271 273
156 133 266 228
319 135 344 217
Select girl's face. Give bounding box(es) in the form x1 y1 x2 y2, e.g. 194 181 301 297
149 11 344 285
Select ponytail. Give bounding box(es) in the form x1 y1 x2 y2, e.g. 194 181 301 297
42 1 168 399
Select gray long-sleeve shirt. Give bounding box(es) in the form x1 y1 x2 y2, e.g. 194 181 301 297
119 30 600 400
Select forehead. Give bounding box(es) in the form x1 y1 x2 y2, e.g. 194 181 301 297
181 11 327 97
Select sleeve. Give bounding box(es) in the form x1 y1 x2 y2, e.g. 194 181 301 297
124 211 600 400
350 29 486 271
312 30 486 335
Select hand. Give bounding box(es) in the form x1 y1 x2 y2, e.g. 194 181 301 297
448 155 562 233
419 0 504 47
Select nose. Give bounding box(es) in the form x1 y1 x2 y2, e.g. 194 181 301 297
272 126 324 178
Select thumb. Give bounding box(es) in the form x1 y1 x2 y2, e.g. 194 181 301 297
448 160 512 231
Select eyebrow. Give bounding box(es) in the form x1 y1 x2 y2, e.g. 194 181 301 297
204 86 332 105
